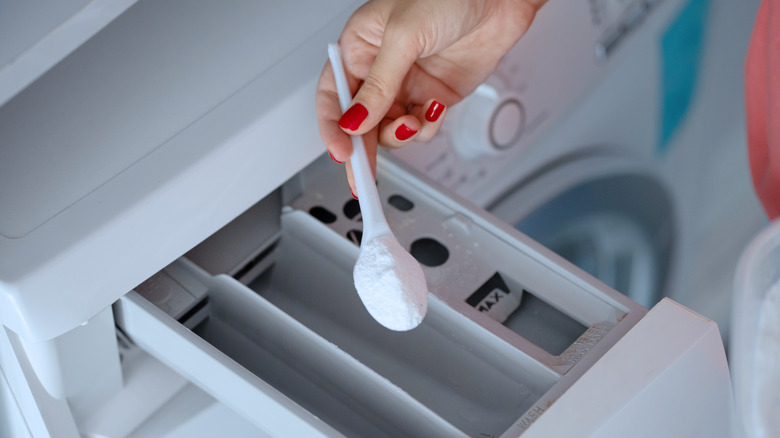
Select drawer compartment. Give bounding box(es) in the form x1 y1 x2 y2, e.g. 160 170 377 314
116 251 462 438
117 209 559 437
247 210 559 437
116 155 644 437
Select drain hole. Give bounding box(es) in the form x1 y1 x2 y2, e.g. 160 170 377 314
410 238 449 267
343 199 362 221
347 229 363 246
309 206 337 224
388 194 414 212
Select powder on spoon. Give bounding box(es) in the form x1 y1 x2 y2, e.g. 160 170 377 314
353 234 428 331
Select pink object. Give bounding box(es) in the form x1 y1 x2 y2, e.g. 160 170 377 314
746 0 780 220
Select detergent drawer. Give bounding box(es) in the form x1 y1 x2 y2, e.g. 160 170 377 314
115 153 645 437
115 256 463 438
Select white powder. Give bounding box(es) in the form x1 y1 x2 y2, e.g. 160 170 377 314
753 280 780 437
353 234 428 331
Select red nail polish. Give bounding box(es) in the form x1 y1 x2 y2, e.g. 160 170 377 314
395 124 418 141
425 101 445 122
351 188 359 200
328 150 343 164
338 103 368 131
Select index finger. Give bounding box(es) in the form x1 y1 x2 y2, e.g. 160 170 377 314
316 61 359 162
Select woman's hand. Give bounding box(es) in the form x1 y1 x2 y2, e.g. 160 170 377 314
316 0 544 195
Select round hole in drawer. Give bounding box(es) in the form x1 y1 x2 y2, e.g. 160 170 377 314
347 229 363 246
388 194 414 212
410 237 449 267
309 206 337 224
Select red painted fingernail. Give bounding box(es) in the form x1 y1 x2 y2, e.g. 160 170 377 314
425 101 445 122
328 150 343 164
338 103 368 131
395 124 418 141
351 188 359 200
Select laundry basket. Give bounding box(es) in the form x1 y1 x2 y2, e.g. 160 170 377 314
731 219 780 438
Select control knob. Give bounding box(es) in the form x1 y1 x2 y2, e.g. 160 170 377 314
449 83 526 160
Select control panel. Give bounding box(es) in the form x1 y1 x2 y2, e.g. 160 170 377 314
390 0 670 205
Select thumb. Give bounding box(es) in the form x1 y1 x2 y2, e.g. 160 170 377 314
338 34 420 135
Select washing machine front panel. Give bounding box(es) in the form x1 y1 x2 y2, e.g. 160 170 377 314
488 155 675 309
391 0 687 207
393 0 763 337
389 0 709 316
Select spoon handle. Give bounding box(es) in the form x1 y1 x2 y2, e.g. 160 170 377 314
328 43 390 242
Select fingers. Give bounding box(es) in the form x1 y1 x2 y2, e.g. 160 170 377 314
378 114 421 147
319 49 448 199
345 127 379 196
378 99 447 147
338 30 422 136
343 99 447 198
316 62 352 163
413 99 447 142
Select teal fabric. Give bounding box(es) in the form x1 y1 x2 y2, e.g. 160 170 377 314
659 0 710 153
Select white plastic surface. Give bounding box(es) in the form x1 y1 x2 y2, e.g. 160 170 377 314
451 84 506 160
18 307 120 403
731 219 780 438
0 327 80 437
0 0 137 107
81 349 190 437
522 299 733 437
270 210 557 436
126 384 272 438
0 367 31 438
0 0 361 341
116 290 344 438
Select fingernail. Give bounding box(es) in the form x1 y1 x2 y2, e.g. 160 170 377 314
395 124 418 141
425 101 445 122
338 103 368 131
328 150 343 164
351 188 359 200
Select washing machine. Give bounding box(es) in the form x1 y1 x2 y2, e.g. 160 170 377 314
0 0 743 436
392 0 766 341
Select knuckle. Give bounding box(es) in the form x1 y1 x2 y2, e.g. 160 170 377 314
360 73 393 103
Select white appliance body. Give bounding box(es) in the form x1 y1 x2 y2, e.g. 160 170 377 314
392 0 766 335
0 1 739 437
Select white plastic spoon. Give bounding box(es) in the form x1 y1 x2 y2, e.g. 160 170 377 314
328 43 428 331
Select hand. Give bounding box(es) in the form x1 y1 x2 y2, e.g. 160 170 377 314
316 0 544 195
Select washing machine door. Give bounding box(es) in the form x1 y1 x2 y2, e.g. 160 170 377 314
488 154 675 308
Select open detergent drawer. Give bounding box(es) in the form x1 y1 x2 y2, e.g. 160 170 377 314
114 154 646 438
